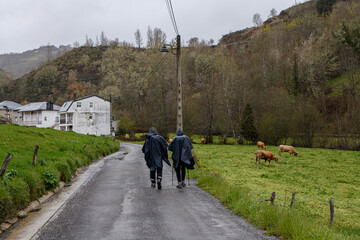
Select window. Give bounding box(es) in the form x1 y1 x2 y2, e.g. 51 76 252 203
77 102 81 108
89 114 93 120
15 117 18 122
90 102 94 108
44 117 47 121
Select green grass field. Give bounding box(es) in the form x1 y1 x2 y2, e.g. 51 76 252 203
0 125 120 222
193 144 360 239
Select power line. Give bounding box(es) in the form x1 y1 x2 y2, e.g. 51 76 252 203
165 0 179 35
140 53 170 84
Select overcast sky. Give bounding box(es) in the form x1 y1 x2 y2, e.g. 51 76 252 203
0 0 301 54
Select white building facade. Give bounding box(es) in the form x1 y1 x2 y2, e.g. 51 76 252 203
59 95 111 136
14 102 60 128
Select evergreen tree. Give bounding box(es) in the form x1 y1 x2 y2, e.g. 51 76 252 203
240 104 258 143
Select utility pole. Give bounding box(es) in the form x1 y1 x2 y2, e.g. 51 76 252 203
175 35 182 131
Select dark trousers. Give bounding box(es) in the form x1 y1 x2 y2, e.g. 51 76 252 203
175 161 186 182
150 167 162 182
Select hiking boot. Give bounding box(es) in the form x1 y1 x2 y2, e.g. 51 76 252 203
157 180 162 190
176 182 182 189
181 181 186 187
151 182 156 188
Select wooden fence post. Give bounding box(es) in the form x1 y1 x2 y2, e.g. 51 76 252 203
330 197 334 226
291 193 296 210
33 145 39 167
271 192 276 206
0 153 13 178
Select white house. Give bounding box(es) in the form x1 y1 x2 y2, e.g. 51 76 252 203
58 95 111 136
14 102 60 128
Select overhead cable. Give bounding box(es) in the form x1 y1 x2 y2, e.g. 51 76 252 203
165 0 179 35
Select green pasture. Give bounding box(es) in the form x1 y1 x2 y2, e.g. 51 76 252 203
0 125 120 222
193 144 360 239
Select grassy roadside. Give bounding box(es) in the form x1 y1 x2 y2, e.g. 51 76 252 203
192 144 360 240
0 125 120 222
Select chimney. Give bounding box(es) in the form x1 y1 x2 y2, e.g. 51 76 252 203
73 93 77 100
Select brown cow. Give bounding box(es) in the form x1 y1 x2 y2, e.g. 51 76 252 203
255 150 279 164
257 141 266 150
201 138 206 144
279 145 298 156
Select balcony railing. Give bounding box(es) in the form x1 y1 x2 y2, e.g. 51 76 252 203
60 119 73 124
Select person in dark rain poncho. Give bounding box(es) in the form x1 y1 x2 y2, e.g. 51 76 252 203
168 129 195 189
142 127 171 190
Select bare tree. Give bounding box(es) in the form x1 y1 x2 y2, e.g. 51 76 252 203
73 41 80 48
153 27 166 47
147 26 154 48
100 31 109 46
269 8 277 18
134 29 143 48
253 13 263 27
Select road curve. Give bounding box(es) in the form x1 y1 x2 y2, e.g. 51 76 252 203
31 143 275 240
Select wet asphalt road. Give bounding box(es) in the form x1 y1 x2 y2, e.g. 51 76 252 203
36 143 276 240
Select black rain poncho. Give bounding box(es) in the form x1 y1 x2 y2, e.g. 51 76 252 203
168 129 195 169
142 132 171 171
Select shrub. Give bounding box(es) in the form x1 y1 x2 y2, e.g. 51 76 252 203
0 184 13 221
5 177 30 210
20 170 46 201
66 159 77 173
55 162 72 182
117 116 135 135
42 170 59 191
4 169 19 180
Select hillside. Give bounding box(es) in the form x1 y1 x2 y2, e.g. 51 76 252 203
0 69 15 87
0 45 72 78
0 125 120 222
1 0 359 150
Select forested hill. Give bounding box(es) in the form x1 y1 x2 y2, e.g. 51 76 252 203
0 69 15 87
0 45 72 78
1 0 360 150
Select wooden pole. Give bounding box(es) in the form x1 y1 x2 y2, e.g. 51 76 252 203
33 145 39 167
176 35 183 131
0 153 13 178
330 197 334 226
271 192 276 206
291 193 296 210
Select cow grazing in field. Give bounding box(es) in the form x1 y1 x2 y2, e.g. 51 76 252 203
257 141 266 150
201 138 206 144
279 145 298 156
255 150 279 164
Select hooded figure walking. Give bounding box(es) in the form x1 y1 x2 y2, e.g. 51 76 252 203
168 129 195 189
142 127 171 190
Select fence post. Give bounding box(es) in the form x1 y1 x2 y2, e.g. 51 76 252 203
33 145 39 167
291 193 296 210
0 153 13 178
271 192 276 206
330 197 334 226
